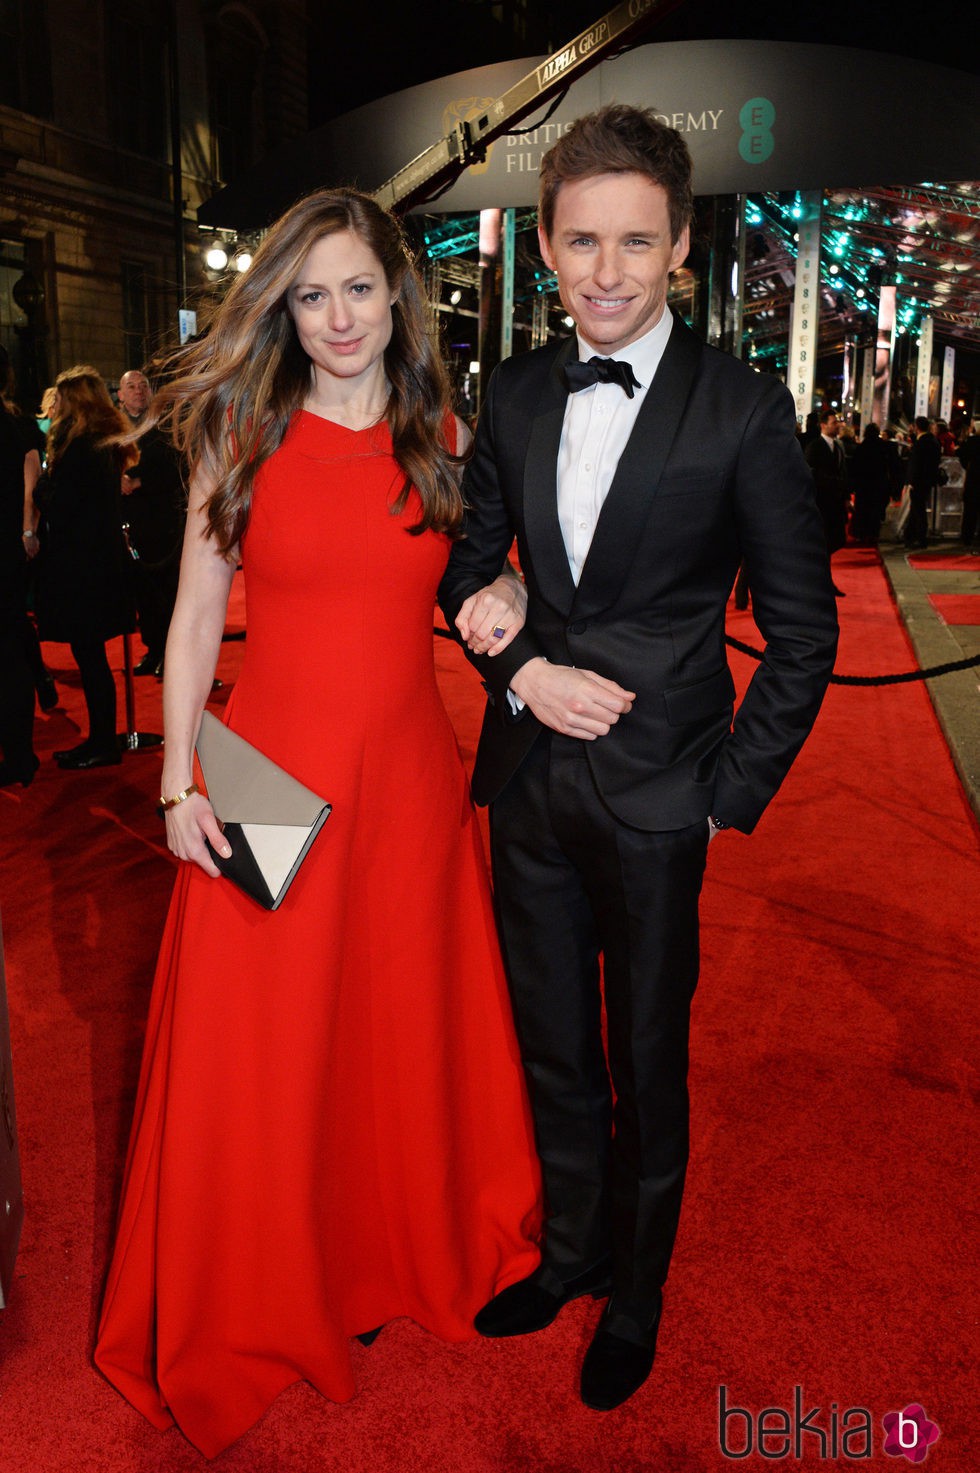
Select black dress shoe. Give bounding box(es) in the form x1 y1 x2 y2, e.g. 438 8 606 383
54 741 91 761
133 653 160 676
580 1293 662 1412
36 675 59 711
0 755 40 788
56 746 122 770
474 1258 612 1338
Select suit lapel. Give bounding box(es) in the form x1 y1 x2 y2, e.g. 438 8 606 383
572 316 702 621
523 336 577 614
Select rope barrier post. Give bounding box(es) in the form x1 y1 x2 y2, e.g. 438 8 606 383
119 630 163 753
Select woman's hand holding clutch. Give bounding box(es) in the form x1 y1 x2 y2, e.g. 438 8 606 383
163 788 232 877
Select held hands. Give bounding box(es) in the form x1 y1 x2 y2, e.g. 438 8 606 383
165 791 232 877
510 658 635 740
455 574 528 656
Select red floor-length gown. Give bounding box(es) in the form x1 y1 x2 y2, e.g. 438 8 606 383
95 411 541 1458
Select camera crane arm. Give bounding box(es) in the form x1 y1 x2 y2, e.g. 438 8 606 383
372 0 683 215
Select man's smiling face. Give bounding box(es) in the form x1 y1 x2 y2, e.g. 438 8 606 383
539 171 690 358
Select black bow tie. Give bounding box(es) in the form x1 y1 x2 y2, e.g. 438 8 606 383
564 355 640 399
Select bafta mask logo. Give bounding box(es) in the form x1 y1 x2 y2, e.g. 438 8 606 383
442 97 498 176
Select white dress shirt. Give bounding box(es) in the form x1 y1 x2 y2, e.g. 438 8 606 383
507 307 674 710
558 308 674 584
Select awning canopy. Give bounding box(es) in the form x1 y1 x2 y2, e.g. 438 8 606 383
198 40 979 227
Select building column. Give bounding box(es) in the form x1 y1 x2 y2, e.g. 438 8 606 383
500 208 515 363
789 191 822 426
703 195 746 358
914 315 934 419
871 285 897 428
476 209 502 414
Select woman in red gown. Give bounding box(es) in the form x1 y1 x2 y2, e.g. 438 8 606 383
94 189 541 1458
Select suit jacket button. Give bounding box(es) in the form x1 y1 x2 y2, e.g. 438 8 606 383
569 619 587 635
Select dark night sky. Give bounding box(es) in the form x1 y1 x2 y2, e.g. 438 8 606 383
309 0 977 127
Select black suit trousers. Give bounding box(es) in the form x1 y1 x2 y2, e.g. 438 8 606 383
906 485 931 546
489 730 708 1318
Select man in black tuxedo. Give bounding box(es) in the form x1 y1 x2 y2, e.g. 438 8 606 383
438 105 838 1412
903 415 942 550
804 406 849 594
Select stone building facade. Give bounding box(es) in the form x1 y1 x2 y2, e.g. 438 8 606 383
0 0 307 409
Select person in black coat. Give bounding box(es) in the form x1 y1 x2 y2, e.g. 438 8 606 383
957 422 980 551
35 365 136 769
118 370 186 676
850 423 891 545
439 104 838 1412
0 393 45 785
904 416 942 550
880 427 907 502
804 407 848 594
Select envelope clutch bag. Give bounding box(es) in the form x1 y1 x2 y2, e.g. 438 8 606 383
195 711 331 911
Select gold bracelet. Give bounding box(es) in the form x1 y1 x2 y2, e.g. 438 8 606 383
159 783 200 811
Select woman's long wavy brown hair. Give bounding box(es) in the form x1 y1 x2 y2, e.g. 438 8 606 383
145 188 463 556
47 365 131 468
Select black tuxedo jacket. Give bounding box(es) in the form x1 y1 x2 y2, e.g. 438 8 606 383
907 430 942 492
438 315 839 834
804 434 849 552
803 434 846 481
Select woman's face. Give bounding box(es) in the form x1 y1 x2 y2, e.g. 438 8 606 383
289 229 397 394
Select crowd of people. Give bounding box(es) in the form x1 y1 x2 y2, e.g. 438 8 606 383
0 362 185 784
729 408 972 611
798 407 977 581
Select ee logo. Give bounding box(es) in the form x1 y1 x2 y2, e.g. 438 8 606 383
739 97 775 163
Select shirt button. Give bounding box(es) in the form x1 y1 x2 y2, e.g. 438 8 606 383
578 521 587 530
584 463 592 472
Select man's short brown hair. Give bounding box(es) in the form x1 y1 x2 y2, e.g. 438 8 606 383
538 103 694 244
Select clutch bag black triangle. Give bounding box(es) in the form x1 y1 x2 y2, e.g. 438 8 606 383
195 711 331 911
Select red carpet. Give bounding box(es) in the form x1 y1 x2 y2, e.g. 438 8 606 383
908 553 980 571
927 595 980 625
1 552 978 1470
